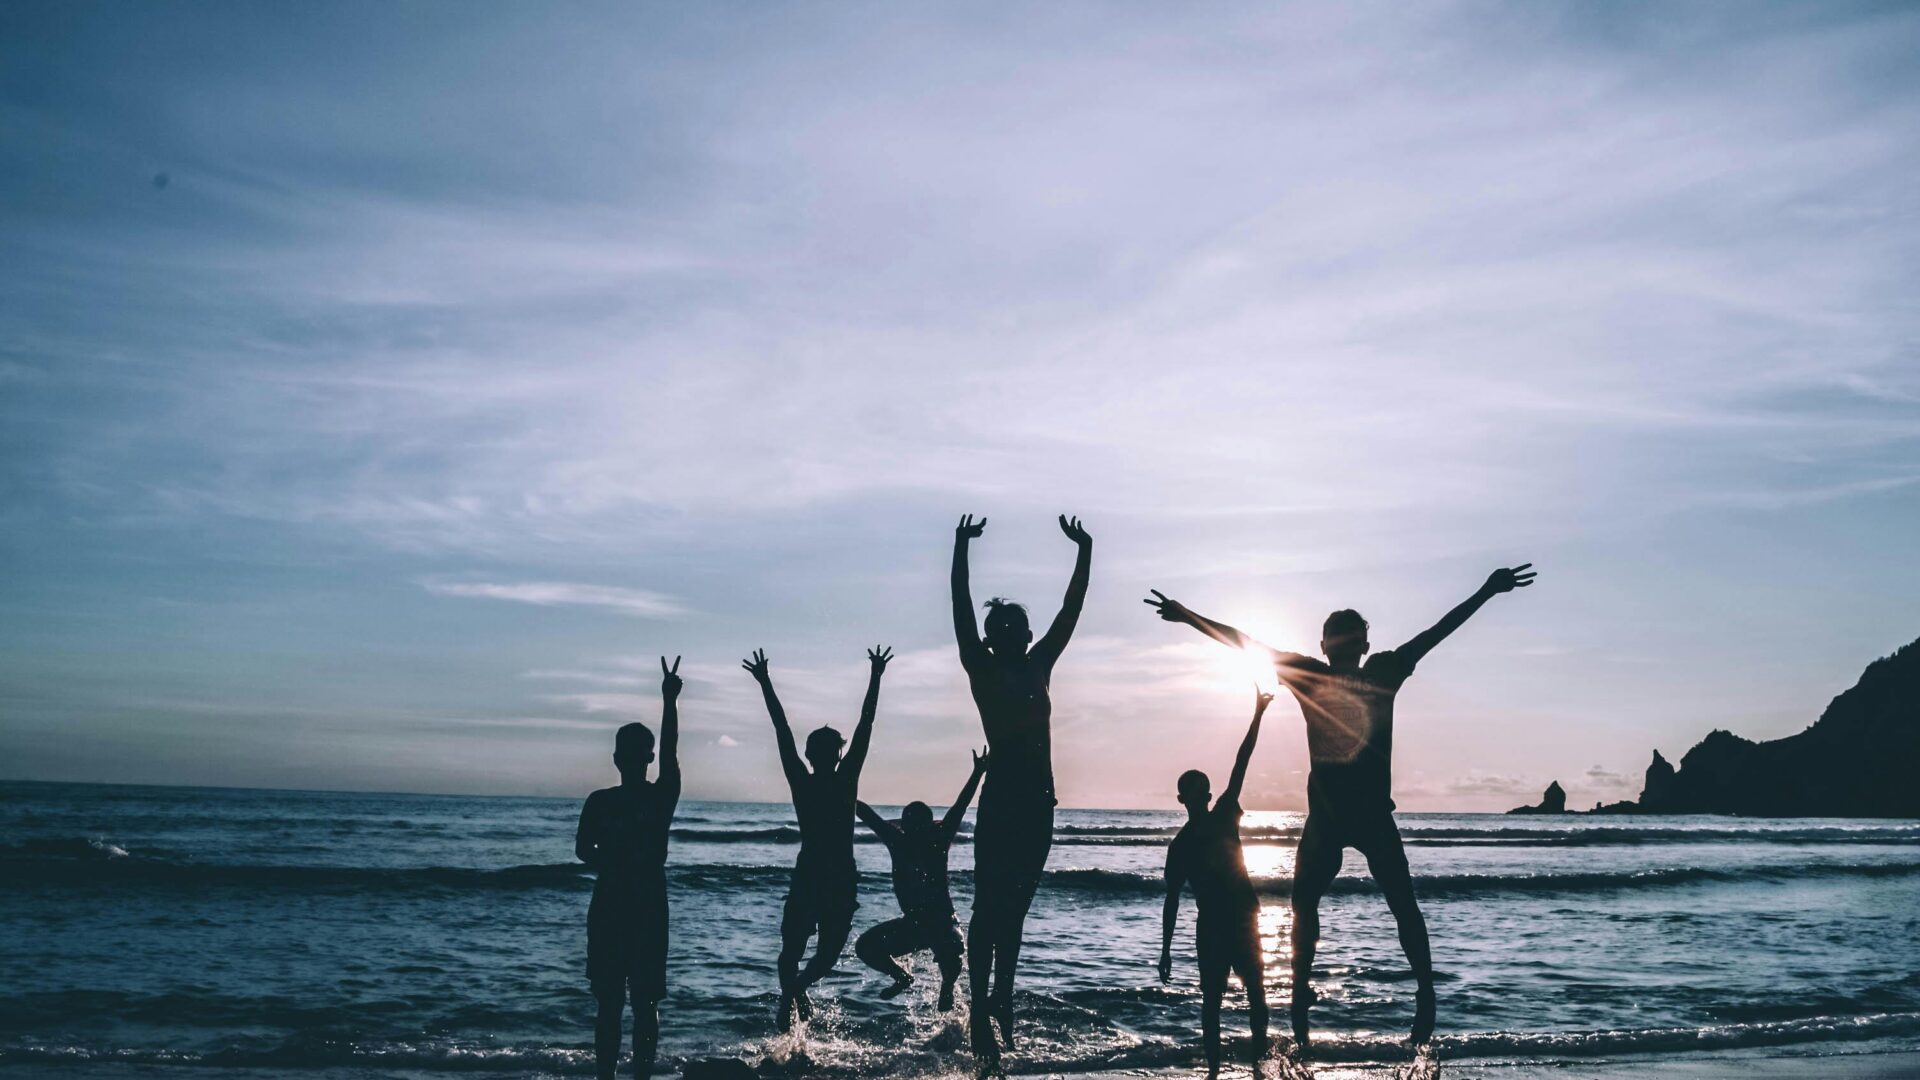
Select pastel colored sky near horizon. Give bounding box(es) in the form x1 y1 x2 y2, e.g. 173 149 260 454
3 2 1917 811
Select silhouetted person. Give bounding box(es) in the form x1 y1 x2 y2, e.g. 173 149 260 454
1146 564 1537 1050
576 656 683 1080
950 513 1091 1062
854 747 989 1010
743 645 891 1031
1160 689 1273 1077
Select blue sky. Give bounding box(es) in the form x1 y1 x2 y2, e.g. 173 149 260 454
3 2 1917 810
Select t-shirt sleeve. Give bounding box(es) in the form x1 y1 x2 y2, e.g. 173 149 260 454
1370 649 1415 686
1271 652 1320 687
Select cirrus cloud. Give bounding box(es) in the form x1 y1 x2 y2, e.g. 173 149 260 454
420 579 685 618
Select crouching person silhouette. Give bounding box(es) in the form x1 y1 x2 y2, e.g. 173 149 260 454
576 656 683 1080
1161 688 1272 1078
854 748 990 1010
743 645 891 1031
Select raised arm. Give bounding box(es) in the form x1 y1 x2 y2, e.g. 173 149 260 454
656 656 682 805
1143 590 1281 663
856 800 902 845
1395 564 1537 669
1221 689 1273 806
742 649 806 794
1032 515 1092 664
839 646 891 780
941 746 990 839
951 515 989 670
1159 844 1186 984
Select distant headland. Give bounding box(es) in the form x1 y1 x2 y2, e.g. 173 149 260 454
1512 636 1920 817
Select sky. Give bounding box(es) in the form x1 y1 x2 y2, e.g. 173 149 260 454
3 1 1917 811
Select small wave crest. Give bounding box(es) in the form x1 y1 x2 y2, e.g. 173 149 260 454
6 1011 1917 1072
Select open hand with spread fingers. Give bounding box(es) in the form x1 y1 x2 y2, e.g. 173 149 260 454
955 513 987 540
741 649 770 683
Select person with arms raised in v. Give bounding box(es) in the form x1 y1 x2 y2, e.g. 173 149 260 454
743 645 892 1031
1161 688 1274 1078
575 656 683 1080
854 747 989 1011
1146 564 1537 1051
951 512 1091 1066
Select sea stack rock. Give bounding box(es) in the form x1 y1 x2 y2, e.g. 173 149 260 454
1639 750 1677 811
1507 780 1568 814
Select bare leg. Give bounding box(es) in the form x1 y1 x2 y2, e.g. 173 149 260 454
1201 983 1224 1077
1365 840 1435 1044
593 984 624 1080
967 907 1000 1062
856 919 913 995
776 918 811 1032
795 911 853 992
632 998 660 1078
1289 822 1343 1053
937 927 965 1011
1243 953 1270 1067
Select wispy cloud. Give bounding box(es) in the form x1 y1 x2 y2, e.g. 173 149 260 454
420 580 684 618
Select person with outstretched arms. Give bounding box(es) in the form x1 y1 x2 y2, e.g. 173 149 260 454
1146 564 1537 1051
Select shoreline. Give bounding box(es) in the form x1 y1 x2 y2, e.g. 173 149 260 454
13 1048 1920 1080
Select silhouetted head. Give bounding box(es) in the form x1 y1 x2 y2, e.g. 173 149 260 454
901 801 936 838
613 723 655 777
1177 768 1211 811
805 726 845 772
982 598 1031 656
1321 609 1371 666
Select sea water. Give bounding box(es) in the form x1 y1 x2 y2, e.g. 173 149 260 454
3 780 1918 1075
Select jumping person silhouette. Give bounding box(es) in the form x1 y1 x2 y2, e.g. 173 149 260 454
950 513 1091 1063
1160 688 1273 1077
853 747 989 1010
575 656 682 1080
1146 564 1537 1050
743 645 891 1031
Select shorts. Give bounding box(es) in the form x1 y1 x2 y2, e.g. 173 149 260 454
782 875 859 940
862 911 965 967
1196 905 1264 994
971 799 1054 918
586 883 668 1001
1293 807 1411 905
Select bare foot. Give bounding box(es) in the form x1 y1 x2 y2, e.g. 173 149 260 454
1290 984 1317 1052
1411 983 1436 1046
879 977 912 1000
993 998 1017 1049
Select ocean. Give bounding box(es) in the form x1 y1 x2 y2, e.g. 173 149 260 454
3 780 1918 1076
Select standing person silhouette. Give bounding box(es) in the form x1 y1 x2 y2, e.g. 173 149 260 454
575 656 682 1080
951 513 1091 1063
853 747 989 1010
1145 564 1537 1051
1160 688 1273 1077
743 645 892 1031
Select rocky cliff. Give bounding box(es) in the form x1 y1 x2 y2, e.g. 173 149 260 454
1619 637 1920 817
